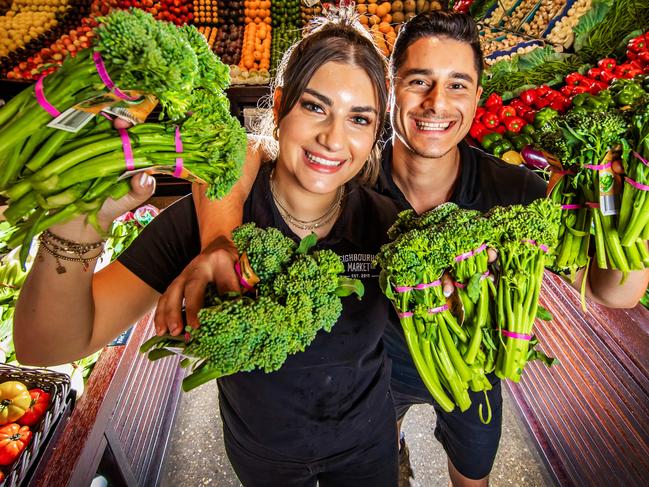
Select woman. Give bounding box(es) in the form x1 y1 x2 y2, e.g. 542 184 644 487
14 12 400 487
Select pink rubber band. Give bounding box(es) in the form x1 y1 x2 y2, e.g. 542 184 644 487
93 51 139 101
398 311 414 319
474 244 487 255
480 270 491 280
35 76 60 117
118 128 135 171
428 304 449 314
633 152 649 167
501 329 532 340
584 162 612 170
415 280 441 290
453 281 466 289
561 204 582 210
234 261 253 290
455 251 473 262
174 126 184 178
625 177 649 191
585 202 600 208
522 239 549 253
394 286 413 293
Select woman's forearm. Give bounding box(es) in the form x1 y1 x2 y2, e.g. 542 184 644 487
13 216 105 364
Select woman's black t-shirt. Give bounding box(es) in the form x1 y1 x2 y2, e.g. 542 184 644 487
118 164 400 461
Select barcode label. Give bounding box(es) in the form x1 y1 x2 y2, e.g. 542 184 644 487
599 194 618 216
47 107 95 133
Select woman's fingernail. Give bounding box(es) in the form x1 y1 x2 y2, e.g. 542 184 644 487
443 288 453 298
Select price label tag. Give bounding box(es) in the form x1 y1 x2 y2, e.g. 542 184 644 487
303 0 320 7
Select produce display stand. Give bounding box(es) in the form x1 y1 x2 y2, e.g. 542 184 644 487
509 272 649 487
24 312 184 487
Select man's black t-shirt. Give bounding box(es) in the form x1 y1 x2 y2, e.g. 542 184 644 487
118 164 400 461
376 139 548 396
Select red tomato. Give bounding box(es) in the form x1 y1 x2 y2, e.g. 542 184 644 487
0 424 32 466
17 389 51 427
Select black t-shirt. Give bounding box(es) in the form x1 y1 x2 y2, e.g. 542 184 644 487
377 139 548 396
118 164 400 461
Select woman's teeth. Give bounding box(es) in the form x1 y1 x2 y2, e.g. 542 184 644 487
416 121 452 131
306 151 343 167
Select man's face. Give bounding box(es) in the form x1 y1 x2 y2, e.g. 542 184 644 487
390 36 482 160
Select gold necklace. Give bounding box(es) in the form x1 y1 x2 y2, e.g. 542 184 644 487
269 170 345 231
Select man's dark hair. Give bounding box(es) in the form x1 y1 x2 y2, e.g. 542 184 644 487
390 10 484 84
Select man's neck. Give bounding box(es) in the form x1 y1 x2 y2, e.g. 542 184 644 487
391 138 462 214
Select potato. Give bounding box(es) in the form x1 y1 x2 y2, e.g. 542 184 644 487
416 0 426 12
392 1 404 12
392 11 404 23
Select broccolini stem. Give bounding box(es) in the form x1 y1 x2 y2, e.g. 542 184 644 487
621 192 649 246
401 316 455 412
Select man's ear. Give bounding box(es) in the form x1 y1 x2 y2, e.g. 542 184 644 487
273 87 283 124
475 86 483 108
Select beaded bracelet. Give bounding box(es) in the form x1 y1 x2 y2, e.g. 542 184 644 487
38 229 105 274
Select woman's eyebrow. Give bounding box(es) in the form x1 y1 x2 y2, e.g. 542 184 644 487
304 88 377 114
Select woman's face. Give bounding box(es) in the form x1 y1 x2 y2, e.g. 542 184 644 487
276 61 379 195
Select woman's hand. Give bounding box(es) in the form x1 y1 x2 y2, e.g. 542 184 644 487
153 236 242 336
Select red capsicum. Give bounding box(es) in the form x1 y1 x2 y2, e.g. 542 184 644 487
587 67 602 79
519 89 537 106
484 93 503 109
474 106 486 122
565 72 582 86
498 105 517 119
597 58 617 71
482 112 500 129
469 121 488 141
628 34 647 53
504 116 525 133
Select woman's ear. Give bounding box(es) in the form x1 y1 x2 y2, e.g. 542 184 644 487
272 87 283 125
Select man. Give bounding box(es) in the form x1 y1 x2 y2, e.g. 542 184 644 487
153 11 649 487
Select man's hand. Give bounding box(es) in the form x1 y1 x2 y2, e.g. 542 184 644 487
153 237 241 336
441 248 498 297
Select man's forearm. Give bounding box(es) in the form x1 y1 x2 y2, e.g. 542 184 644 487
193 140 264 249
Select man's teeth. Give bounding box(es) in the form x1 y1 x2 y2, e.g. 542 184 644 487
306 152 343 167
416 121 451 131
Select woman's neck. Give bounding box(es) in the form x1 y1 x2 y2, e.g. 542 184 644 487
271 163 343 239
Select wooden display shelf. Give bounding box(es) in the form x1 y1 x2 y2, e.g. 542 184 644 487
508 272 649 487
26 313 184 486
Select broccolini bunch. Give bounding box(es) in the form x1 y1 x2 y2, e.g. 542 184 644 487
0 9 247 263
486 198 561 382
142 223 363 392
376 199 562 417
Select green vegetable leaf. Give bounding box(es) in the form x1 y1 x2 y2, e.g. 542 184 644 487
335 277 365 299
535 305 554 321
467 273 482 303
297 233 318 254
573 0 613 52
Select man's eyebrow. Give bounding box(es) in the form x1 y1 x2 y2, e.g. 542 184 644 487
304 88 377 114
398 68 476 84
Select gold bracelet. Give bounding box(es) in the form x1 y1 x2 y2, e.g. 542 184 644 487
40 229 105 254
